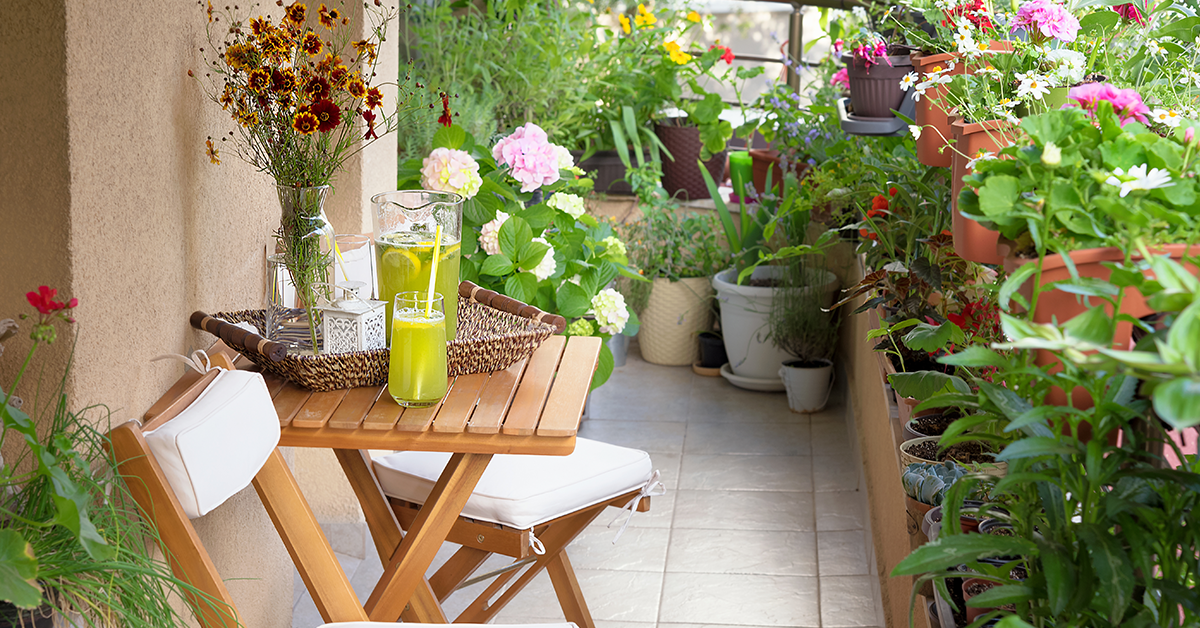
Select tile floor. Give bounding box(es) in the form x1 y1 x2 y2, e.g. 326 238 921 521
293 343 884 628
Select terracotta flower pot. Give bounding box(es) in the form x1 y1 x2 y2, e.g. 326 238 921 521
950 118 1017 264
749 149 783 195
842 52 914 118
961 578 999 622
912 51 964 168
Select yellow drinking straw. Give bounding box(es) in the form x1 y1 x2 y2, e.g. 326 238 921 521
425 224 442 318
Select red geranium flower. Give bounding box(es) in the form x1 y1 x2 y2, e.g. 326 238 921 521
309 99 341 132
709 44 735 64
871 195 889 211
26 286 76 315
889 187 898 197
437 92 453 127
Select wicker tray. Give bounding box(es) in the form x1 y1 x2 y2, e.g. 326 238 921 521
191 281 565 392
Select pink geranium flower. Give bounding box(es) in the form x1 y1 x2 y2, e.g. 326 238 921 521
1011 0 1080 43
1113 3 1146 25
831 68 850 89
492 123 560 192
1068 83 1151 126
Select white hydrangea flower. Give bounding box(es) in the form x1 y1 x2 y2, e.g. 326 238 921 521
591 288 629 335
600 236 626 257
530 237 557 281
479 210 509 256
1045 49 1086 85
548 193 587 220
420 148 483 199
550 144 585 175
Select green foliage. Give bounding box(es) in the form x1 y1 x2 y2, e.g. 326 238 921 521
768 255 841 362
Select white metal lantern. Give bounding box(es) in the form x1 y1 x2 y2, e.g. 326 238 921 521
320 296 386 354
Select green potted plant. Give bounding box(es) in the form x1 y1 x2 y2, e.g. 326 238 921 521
771 255 841 412
398 121 640 389
619 203 730 367
1 288 197 628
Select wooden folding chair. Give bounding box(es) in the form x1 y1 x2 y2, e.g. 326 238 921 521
354 438 661 627
109 342 576 628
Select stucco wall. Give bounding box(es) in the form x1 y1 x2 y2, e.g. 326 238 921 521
2 0 397 625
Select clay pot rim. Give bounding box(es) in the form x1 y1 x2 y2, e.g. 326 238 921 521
951 117 1016 136
1003 244 1200 275
912 50 959 67
961 577 999 599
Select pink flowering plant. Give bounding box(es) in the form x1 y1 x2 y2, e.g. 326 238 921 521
957 88 1200 258
399 121 640 388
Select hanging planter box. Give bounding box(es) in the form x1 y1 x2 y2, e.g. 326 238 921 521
912 51 963 168
950 118 1017 265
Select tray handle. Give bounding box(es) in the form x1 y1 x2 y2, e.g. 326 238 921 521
190 311 288 362
459 281 566 334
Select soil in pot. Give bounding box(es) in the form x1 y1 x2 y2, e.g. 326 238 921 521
875 334 954 374
907 439 998 465
0 604 54 628
910 410 962 437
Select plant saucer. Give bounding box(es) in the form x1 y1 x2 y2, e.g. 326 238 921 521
719 363 786 392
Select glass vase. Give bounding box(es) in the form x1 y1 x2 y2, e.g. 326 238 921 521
276 184 332 353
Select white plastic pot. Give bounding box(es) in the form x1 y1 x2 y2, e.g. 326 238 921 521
712 266 840 381
779 359 834 413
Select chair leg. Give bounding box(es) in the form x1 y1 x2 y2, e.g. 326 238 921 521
429 546 490 602
547 551 595 628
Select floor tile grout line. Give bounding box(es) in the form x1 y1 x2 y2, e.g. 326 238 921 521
808 409 825 628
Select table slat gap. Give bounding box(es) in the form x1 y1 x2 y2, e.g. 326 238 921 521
362 394 405 430
432 373 490 433
466 358 529 434
501 336 566 436
291 389 350 429
327 386 385 430
262 373 288 398
394 382 452 432
273 382 313 427
536 336 601 437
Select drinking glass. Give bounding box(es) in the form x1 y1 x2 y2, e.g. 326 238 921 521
372 191 463 342
329 234 374 299
387 291 448 408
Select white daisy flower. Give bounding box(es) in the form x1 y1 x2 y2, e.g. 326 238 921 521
1017 76 1051 100
900 72 919 90
1146 39 1166 57
912 83 927 102
1152 108 1182 128
909 124 922 139
957 36 979 56
965 150 997 171
1105 164 1174 198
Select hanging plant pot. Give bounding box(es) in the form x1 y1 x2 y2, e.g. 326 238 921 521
655 119 726 200
841 52 913 119
950 118 1016 264
912 51 963 168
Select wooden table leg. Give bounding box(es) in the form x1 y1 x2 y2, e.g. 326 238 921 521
334 449 450 623
361 451 493 622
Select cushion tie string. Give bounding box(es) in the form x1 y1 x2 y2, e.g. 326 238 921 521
607 470 666 544
151 350 216 374
528 532 546 555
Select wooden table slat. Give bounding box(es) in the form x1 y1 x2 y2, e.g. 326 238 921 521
537 336 601 437
502 336 567 436
394 383 452 432
292 389 350 429
273 382 313 427
263 373 288 398
328 386 386 430
466 358 528 434
432 373 490 433
362 394 405 430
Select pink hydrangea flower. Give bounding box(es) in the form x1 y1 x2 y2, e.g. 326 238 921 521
1068 83 1151 126
1011 0 1080 43
420 147 482 199
492 123 560 192
479 210 509 255
831 68 850 89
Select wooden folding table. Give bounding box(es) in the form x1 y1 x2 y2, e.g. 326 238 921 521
259 334 600 623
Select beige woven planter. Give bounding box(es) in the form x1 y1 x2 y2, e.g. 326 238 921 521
638 277 713 366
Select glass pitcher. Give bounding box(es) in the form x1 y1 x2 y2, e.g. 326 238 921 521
371 190 463 341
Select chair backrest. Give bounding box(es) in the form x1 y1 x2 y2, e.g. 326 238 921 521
109 342 369 628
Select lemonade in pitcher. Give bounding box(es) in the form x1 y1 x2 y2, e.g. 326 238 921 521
376 231 461 341
388 293 448 407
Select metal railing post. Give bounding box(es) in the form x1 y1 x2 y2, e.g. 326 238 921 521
787 2 804 93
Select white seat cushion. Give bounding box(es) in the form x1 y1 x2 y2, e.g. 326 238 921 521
325 624 575 628
144 369 280 519
372 438 652 530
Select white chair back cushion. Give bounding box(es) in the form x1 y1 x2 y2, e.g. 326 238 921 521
144 369 280 519
372 438 652 530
